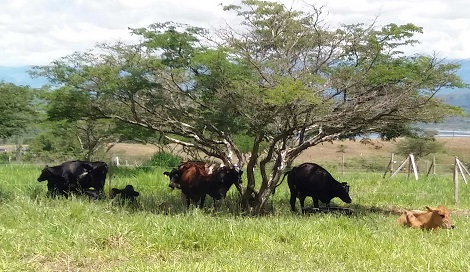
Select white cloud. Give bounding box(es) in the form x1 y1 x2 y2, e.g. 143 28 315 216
0 0 469 66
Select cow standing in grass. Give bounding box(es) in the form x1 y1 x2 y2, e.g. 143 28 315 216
37 160 108 198
164 161 243 208
278 162 352 213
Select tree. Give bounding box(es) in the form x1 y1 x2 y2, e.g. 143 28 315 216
28 122 84 162
34 1 466 214
0 82 37 139
41 86 120 161
395 129 443 158
36 80 163 161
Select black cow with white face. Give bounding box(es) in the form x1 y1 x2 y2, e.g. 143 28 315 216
279 162 352 213
37 160 108 198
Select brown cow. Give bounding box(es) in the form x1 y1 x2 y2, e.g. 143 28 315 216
397 205 455 230
164 161 243 208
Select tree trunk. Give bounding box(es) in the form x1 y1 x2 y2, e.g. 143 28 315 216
252 187 273 215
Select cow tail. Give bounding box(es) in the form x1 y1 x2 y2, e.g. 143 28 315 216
272 170 290 194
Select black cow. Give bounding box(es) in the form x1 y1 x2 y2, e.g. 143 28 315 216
278 162 352 212
75 161 108 197
37 160 108 198
164 161 243 208
110 185 140 202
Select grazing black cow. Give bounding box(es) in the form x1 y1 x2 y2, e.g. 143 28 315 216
37 160 108 198
278 162 352 212
110 185 140 202
164 161 243 208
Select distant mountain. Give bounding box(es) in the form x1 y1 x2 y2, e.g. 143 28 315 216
0 59 469 115
436 59 470 95
0 66 49 88
437 59 470 114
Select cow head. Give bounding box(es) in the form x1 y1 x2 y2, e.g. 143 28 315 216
426 205 455 229
164 168 181 189
122 185 140 197
338 182 352 204
217 167 243 184
214 167 243 197
37 166 52 182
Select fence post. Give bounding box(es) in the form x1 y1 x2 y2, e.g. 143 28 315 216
108 155 114 197
341 153 345 177
409 154 419 181
407 155 411 180
454 157 459 205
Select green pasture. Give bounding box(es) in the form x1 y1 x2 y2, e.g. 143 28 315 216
1 164 470 271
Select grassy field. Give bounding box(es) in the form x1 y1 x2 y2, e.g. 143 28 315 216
1 164 470 271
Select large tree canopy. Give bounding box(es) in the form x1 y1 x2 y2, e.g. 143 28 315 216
33 0 466 214
0 82 37 139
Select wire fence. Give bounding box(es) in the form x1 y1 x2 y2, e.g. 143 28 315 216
0 152 466 173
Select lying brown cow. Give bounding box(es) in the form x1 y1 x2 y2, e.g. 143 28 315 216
397 205 455 230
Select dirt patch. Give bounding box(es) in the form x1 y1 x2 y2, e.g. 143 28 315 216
108 143 160 157
105 137 470 166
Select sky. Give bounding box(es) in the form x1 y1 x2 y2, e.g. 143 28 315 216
1 0 470 67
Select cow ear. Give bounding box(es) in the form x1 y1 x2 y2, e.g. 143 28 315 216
426 206 433 212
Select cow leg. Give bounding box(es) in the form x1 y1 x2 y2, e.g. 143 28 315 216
182 193 190 208
199 194 206 209
405 211 423 228
299 195 307 213
214 198 224 210
289 191 298 212
313 198 320 208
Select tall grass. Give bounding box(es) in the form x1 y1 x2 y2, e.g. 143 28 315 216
1 165 470 271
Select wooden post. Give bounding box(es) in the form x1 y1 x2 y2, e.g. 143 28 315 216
407 155 411 180
383 161 391 178
454 157 459 205
409 154 419 181
426 157 436 177
341 153 345 177
390 157 409 178
456 158 468 184
390 153 394 173
108 155 114 197
383 153 394 178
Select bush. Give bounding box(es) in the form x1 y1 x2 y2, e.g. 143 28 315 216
142 152 182 168
0 152 11 164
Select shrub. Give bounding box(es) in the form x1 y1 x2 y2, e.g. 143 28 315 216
0 152 11 164
142 152 182 168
